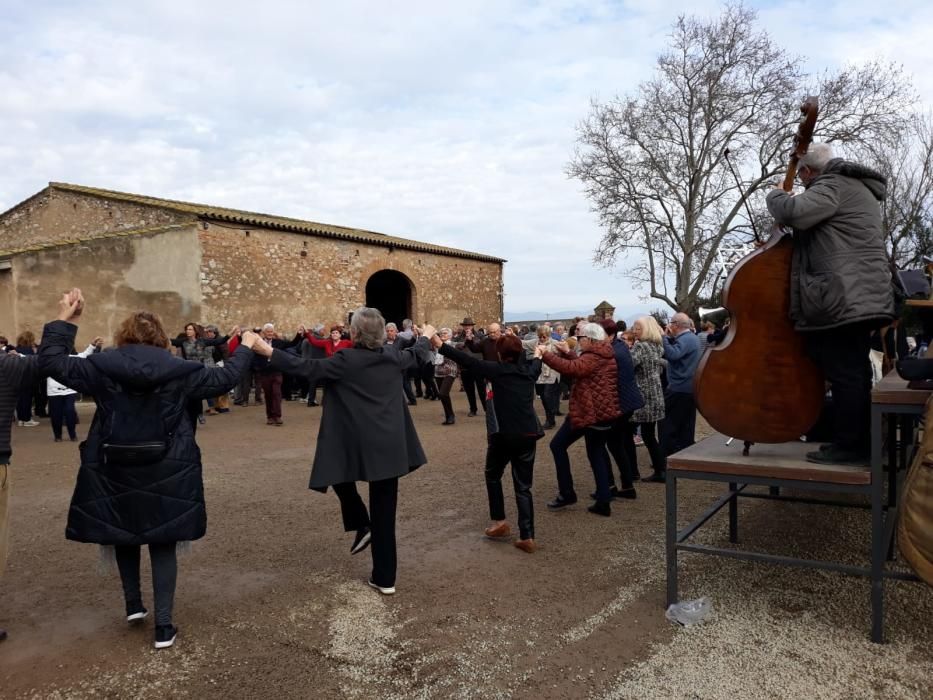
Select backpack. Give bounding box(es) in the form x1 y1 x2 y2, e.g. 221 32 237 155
102 383 179 466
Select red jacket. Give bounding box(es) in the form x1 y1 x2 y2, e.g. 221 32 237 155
541 342 620 429
306 334 352 357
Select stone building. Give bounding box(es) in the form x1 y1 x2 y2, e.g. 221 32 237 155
0 183 504 342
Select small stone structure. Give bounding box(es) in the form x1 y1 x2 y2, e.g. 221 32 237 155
0 183 504 341
594 300 615 320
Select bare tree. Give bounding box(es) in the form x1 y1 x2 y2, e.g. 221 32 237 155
850 113 933 268
568 3 916 314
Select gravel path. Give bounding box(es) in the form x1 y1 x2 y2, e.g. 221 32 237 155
1 393 931 699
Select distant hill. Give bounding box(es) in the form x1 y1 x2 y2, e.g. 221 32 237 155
503 310 588 322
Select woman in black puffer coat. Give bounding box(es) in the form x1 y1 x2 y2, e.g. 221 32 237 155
38 289 250 651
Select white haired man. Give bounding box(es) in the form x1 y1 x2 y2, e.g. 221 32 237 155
252 323 303 425
767 143 894 466
655 312 701 480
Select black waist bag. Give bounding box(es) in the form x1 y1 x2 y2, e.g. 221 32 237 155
103 385 175 467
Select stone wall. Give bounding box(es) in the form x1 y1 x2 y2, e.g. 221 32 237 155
197 222 503 331
2 226 202 345
0 188 190 252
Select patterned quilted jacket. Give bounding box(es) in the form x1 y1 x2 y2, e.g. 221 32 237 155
541 342 621 429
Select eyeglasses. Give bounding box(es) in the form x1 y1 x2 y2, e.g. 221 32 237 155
575 335 586 341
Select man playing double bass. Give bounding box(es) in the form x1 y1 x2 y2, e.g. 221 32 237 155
767 143 894 466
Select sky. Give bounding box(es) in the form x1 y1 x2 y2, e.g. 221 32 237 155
2 0 933 321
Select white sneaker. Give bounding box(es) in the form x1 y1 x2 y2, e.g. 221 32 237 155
367 579 396 595
19 420 40 427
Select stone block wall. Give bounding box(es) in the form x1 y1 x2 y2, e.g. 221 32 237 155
0 188 189 252
197 222 503 332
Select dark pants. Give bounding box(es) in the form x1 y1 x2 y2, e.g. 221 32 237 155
486 434 536 539
15 388 32 422
549 418 613 503
660 391 696 457
402 374 416 403
606 415 637 488
421 365 438 400
461 368 486 413
332 478 400 588
185 398 202 435
308 380 324 405
259 372 283 420
437 375 456 419
804 322 873 453
115 542 178 626
48 394 77 440
633 421 665 475
34 380 48 418
535 383 560 425
234 367 253 404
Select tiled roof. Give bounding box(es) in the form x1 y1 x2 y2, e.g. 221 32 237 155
47 182 506 263
0 223 190 258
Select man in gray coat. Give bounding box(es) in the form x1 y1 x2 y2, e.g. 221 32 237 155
767 143 894 465
242 310 435 595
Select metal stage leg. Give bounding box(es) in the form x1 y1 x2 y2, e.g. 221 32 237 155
728 482 738 543
871 404 885 643
666 473 678 606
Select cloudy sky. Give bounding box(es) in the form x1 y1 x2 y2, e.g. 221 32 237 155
2 1 932 320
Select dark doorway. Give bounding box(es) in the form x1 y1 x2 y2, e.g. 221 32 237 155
365 269 413 328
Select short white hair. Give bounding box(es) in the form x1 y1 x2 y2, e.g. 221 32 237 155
580 322 607 341
385 322 398 331
349 307 386 349
799 143 833 173
262 323 275 332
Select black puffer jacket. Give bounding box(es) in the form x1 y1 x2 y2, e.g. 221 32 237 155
766 158 895 331
38 321 250 545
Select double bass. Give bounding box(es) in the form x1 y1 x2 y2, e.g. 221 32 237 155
693 97 824 444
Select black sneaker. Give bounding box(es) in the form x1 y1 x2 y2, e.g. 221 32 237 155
591 486 621 500
546 494 577 510
154 624 177 650
351 527 372 555
0 628 7 642
126 603 149 623
644 472 666 483
468 411 477 417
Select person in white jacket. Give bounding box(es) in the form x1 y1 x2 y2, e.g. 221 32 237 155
47 338 101 442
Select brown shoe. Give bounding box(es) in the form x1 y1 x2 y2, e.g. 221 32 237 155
484 522 511 538
514 539 536 554
273 418 284 426
266 419 275 425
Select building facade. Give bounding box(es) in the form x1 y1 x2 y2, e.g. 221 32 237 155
0 183 504 343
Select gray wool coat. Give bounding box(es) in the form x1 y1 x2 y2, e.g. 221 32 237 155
766 158 895 331
269 338 434 490
629 340 665 424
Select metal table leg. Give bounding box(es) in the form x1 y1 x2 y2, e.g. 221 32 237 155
666 473 678 606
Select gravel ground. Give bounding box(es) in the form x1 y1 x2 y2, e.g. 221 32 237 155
1 391 931 699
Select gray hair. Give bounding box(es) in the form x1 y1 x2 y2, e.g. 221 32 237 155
799 143 833 173
580 322 607 341
402 318 413 331
385 322 398 331
262 323 275 332
350 307 387 349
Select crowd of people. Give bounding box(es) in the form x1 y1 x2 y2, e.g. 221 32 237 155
1 293 709 650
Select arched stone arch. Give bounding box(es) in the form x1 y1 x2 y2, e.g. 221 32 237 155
365 269 415 328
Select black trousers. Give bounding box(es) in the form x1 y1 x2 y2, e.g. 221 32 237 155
535 383 561 425
660 391 696 457
634 421 665 475
437 375 456 419
606 415 637 488
804 322 873 452
461 367 486 413
485 434 537 540
421 365 438 399
48 394 77 440
332 478 400 588
115 542 177 626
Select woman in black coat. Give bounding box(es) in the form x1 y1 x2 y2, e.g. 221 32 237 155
38 289 250 650
241 308 434 595
435 333 543 553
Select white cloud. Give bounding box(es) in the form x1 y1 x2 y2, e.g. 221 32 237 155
2 0 932 315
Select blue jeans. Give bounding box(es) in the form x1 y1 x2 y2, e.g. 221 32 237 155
549 418 613 502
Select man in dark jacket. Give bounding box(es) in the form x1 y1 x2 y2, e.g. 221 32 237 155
1 350 38 642
252 323 302 425
243 310 435 595
659 313 701 468
453 317 487 417
767 143 895 465
601 320 645 496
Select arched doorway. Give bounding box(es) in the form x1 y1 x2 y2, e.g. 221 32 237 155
365 269 413 328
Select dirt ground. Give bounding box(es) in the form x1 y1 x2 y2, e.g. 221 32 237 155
1 390 932 699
